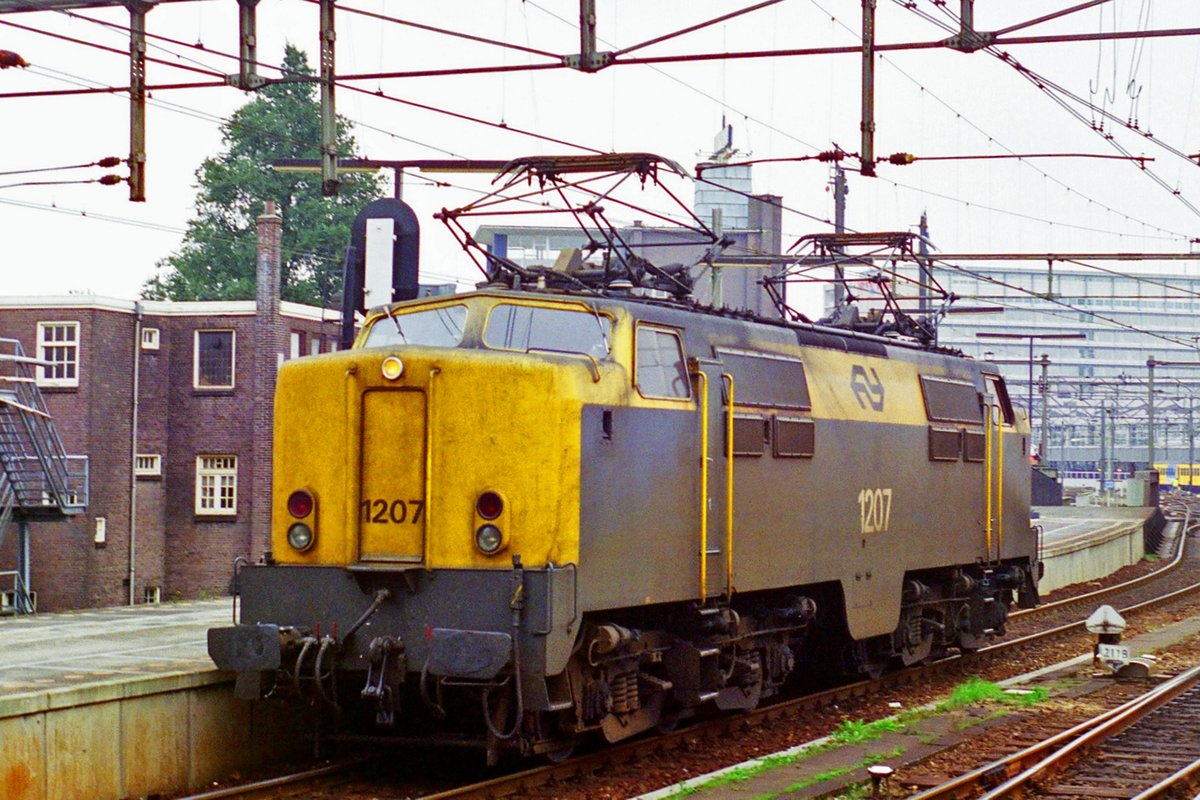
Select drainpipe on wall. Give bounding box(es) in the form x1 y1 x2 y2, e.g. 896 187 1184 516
129 302 142 606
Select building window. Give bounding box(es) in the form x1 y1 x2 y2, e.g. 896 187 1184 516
134 454 161 477
194 330 235 389
309 335 321 356
36 321 80 388
140 327 160 351
195 455 237 515
289 331 301 359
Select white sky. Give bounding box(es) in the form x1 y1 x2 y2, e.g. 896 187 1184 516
2 1 1198 316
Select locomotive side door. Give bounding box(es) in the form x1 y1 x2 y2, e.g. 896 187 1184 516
694 358 731 602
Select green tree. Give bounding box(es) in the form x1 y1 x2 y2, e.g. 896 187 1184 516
143 44 381 307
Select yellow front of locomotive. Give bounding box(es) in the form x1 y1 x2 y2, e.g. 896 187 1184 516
271 293 626 572
210 291 636 754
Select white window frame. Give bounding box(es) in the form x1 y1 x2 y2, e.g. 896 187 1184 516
140 327 160 351
134 454 161 477
289 331 301 360
195 455 238 516
308 335 321 356
193 329 236 390
36 321 80 388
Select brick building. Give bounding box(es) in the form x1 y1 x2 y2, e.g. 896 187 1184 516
0 205 341 611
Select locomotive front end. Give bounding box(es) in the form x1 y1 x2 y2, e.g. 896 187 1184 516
209 294 620 757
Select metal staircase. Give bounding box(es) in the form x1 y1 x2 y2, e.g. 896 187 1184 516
0 337 88 614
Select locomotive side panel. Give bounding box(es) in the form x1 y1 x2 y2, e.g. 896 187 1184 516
578 405 699 610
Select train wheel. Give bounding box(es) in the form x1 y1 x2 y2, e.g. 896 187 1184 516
955 605 980 653
543 740 575 763
655 711 682 734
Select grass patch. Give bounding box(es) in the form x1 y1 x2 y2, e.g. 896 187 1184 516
659 751 806 798
831 717 906 745
1143 552 1160 562
937 676 1048 711
660 679 1045 798
762 746 905 800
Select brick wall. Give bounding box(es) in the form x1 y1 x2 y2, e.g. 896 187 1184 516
0 307 135 609
0 293 339 611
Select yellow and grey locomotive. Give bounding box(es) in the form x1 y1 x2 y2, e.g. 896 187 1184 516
209 155 1040 761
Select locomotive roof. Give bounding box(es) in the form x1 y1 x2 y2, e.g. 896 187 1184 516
389 286 971 364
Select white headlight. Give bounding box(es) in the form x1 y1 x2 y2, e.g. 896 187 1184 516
475 524 503 554
381 356 404 380
287 522 314 551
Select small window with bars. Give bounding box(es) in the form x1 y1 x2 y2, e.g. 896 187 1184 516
37 321 80 388
134 454 161 477
140 327 160 351
195 455 237 515
194 330 235 389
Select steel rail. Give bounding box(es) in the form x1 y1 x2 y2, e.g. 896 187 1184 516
907 662 1200 800
1129 754 1200 799
977 662 1200 799
907 499 1200 800
175 755 377 800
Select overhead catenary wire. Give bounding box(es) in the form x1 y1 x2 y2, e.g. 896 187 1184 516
0 156 122 176
892 1 1200 218
3 1 1197 303
835 0 1193 241
4 1 1191 245
0 16 227 79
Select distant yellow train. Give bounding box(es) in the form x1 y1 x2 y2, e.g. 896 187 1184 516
1151 463 1200 492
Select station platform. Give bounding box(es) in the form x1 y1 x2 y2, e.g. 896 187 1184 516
0 599 306 800
1034 505 1159 593
0 598 226 697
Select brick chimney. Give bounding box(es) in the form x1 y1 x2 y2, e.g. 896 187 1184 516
255 199 283 318
251 200 286 561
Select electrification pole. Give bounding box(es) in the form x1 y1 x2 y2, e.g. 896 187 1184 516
1099 401 1107 489
860 0 877 177
1039 354 1050 460
1148 356 1156 467
832 165 848 309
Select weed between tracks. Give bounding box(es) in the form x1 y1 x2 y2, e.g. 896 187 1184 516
657 678 1047 799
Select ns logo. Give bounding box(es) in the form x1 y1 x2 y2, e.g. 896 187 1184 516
850 365 885 412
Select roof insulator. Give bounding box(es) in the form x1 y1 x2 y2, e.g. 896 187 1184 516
0 50 29 69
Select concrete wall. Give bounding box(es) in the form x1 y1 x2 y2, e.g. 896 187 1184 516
1036 506 1152 594
0 673 309 800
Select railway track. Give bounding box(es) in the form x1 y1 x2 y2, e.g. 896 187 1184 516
173 755 378 800
910 661 1200 800
179 500 1200 800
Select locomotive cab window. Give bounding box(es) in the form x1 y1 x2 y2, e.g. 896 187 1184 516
363 304 468 349
483 303 611 359
635 326 691 399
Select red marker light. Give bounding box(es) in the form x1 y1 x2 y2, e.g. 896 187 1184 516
287 490 314 518
476 491 503 520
